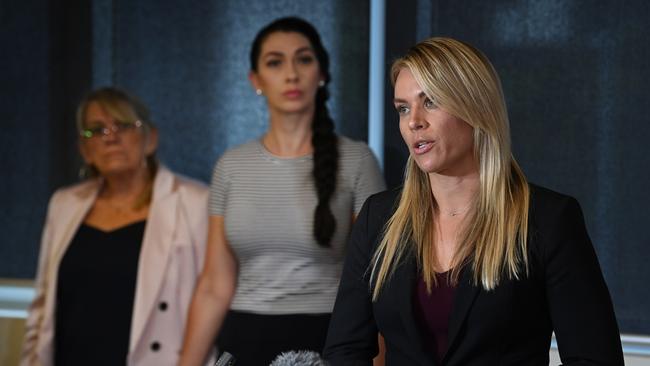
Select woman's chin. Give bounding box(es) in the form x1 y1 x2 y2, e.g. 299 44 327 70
97 164 141 178
413 158 440 174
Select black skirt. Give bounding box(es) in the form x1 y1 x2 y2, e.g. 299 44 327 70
217 310 331 366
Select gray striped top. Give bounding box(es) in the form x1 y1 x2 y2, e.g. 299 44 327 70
209 136 386 314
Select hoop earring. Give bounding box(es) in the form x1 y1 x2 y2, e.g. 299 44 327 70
256 89 263 96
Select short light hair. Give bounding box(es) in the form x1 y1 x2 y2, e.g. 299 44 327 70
76 87 154 133
76 87 158 208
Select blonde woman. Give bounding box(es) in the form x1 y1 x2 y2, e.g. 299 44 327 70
21 88 210 366
324 38 623 365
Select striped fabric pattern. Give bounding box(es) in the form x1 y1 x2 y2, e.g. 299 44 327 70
209 136 385 314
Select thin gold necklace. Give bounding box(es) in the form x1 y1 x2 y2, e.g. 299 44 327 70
442 202 472 217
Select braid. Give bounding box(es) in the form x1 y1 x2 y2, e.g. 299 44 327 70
312 87 339 247
250 17 339 247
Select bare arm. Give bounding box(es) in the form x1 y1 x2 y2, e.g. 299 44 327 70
179 216 238 366
372 334 386 366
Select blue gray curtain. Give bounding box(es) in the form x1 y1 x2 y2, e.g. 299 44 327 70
1 0 369 277
383 0 650 334
2 0 649 335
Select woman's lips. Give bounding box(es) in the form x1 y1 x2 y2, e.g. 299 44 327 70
413 140 434 155
283 89 303 99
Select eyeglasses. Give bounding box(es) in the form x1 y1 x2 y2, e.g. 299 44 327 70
80 120 143 139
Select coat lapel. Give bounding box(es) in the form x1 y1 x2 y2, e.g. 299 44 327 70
444 265 480 361
129 167 178 351
51 181 100 275
395 256 420 347
39 179 99 364
393 255 439 365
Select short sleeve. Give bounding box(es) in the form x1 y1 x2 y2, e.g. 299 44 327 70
208 156 230 216
352 148 386 215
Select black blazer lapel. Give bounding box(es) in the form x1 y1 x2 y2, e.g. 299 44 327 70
444 265 480 362
393 255 438 365
395 256 421 347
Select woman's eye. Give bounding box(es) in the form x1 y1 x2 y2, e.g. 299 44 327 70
88 126 104 134
396 105 409 115
266 59 281 67
297 55 314 65
115 121 135 131
424 97 437 109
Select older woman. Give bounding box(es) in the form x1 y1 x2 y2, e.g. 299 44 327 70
323 38 623 365
21 87 210 366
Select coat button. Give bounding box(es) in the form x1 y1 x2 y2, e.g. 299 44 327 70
158 301 168 311
151 341 161 351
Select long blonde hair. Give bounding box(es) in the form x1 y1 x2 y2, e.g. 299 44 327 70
371 38 529 300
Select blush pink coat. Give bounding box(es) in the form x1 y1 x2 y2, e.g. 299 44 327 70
20 166 214 366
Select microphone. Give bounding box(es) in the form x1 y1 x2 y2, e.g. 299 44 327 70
214 351 235 366
269 350 328 366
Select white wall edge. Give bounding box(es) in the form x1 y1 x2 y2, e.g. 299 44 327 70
551 333 650 357
1 283 649 358
368 0 385 169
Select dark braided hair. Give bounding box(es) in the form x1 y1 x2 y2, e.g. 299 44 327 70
250 17 339 247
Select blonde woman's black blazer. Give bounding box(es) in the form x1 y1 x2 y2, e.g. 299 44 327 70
323 184 623 365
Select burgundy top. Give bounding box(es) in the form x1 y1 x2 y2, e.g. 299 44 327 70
413 271 457 363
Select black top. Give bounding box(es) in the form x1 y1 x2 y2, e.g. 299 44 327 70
55 220 145 366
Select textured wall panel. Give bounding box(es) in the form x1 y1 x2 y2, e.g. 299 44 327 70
387 0 650 334
106 0 369 182
7 0 647 336
1 2 53 278
0 1 369 278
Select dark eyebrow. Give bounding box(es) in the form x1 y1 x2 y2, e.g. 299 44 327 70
295 46 315 54
85 120 107 126
262 46 314 59
262 51 284 59
393 92 427 104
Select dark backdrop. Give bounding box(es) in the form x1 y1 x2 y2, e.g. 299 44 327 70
1 0 649 335
1 0 369 276
383 0 650 335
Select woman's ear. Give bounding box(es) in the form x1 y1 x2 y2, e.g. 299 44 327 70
145 127 159 155
249 71 262 95
79 140 92 165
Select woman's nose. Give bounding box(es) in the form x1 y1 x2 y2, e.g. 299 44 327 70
408 108 426 131
286 62 299 82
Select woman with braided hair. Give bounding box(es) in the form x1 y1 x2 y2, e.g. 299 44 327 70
179 17 385 366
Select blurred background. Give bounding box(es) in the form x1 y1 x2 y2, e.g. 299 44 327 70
1 0 649 364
